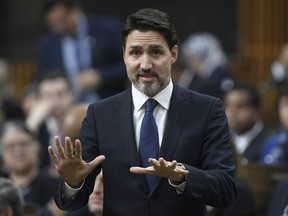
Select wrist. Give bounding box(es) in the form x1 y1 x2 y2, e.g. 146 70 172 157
171 163 186 184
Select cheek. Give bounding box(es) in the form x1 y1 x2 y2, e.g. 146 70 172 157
125 61 139 75
156 60 171 74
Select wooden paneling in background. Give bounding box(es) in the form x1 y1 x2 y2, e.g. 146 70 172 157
10 61 35 100
235 0 288 126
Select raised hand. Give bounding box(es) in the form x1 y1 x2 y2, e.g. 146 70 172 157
130 157 189 182
48 136 105 188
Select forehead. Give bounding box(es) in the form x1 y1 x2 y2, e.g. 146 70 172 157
125 30 168 49
225 90 250 104
2 126 30 141
39 78 68 91
46 4 68 17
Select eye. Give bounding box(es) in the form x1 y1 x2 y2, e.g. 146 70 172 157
129 50 141 57
151 49 162 57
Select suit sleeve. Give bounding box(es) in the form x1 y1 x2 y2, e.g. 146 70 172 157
54 105 100 210
182 98 237 207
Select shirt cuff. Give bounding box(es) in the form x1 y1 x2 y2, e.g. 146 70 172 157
62 180 85 200
168 179 187 194
168 163 187 194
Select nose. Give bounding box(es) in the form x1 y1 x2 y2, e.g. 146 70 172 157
140 54 152 71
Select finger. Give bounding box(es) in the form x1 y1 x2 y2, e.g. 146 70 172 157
65 137 73 158
130 166 152 174
48 146 59 165
74 139 82 159
148 158 160 167
89 155 106 167
169 160 177 169
87 155 105 174
159 158 167 166
54 136 66 159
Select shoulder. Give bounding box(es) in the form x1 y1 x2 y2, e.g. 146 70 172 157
38 32 60 47
89 88 130 110
173 83 222 107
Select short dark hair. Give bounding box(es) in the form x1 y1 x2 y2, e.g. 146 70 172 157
42 0 81 14
0 120 40 152
121 8 178 50
226 83 261 108
36 70 72 92
0 177 23 216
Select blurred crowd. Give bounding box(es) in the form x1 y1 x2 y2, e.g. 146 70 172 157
0 0 288 216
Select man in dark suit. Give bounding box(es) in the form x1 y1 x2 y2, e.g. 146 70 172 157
224 83 269 162
36 0 127 102
48 8 236 216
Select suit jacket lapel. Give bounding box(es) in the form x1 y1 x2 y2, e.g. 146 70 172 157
160 84 191 160
116 89 148 190
117 89 141 166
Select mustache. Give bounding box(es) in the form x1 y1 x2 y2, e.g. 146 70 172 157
137 69 157 77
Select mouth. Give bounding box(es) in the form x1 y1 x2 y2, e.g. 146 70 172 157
138 71 157 82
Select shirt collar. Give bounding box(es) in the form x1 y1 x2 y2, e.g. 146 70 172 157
234 121 264 143
132 79 173 112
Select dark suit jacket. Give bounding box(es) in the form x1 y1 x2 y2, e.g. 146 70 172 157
188 73 223 100
54 83 237 216
242 127 268 162
36 15 127 99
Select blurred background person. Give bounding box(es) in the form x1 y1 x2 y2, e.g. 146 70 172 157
0 177 24 216
259 87 288 165
224 83 269 163
178 32 235 99
87 170 103 216
61 102 89 143
36 0 127 103
0 120 63 216
24 71 75 173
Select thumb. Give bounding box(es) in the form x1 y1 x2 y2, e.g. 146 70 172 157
89 155 106 167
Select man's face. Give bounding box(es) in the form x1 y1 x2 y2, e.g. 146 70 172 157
45 4 75 35
2 128 38 173
224 90 259 135
123 30 178 96
39 78 73 119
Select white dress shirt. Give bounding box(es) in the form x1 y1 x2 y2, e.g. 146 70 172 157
233 121 264 154
132 80 173 150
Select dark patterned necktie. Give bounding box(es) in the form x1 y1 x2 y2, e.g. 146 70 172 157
139 98 159 192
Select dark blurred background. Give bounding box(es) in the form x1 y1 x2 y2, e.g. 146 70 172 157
0 0 237 59
0 0 288 125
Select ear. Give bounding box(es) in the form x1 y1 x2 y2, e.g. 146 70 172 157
171 45 178 64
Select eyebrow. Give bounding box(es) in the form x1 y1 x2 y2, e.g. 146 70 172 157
128 44 164 50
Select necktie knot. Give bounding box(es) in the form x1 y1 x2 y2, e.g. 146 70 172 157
145 98 157 113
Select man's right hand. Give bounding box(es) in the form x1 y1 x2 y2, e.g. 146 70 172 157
48 136 105 188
